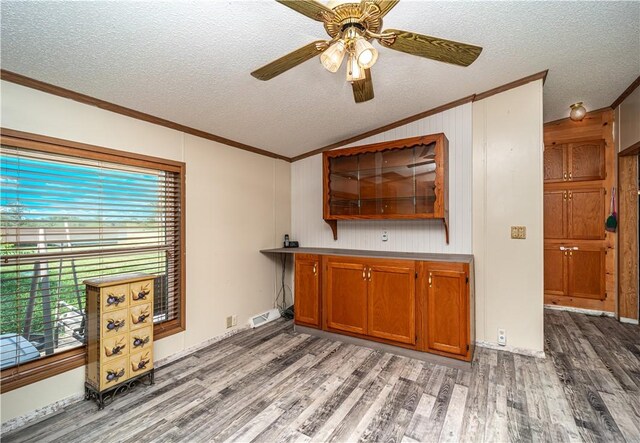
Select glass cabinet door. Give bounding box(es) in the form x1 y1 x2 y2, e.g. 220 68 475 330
328 142 439 217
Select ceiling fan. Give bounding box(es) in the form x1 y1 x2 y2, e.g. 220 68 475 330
251 0 483 103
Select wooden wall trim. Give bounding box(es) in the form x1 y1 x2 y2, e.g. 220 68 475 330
618 155 639 320
0 69 291 162
292 70 548 162
473 70 548 102
619 140 640 157
611 75 640 110
543 107 613 128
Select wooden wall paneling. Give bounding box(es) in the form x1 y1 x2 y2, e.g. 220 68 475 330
618 155 639 320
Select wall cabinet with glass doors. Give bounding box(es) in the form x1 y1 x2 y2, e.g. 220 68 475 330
323 133 449 242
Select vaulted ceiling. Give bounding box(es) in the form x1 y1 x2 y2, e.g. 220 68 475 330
1 1 638 158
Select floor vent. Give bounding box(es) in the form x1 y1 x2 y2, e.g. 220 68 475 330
249 308 281 328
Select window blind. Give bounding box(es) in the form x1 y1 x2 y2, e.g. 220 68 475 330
0 145 182 374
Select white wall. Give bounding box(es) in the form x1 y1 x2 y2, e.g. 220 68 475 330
472 80 544 352
291 103 472 253
616 85 640 151
0 81 291 423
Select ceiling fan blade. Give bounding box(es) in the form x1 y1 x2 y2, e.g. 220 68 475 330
276 0 334 22
374 0 400 18
352 69 374 103
251 41 325 81
381 29 482 67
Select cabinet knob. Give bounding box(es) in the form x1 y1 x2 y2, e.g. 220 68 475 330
568 191 572 200
563 172 567 181
428 272 432 287
569 172 572 180
362 267 366 280
563 191 567 200
367 268 372 281
313 263 317 275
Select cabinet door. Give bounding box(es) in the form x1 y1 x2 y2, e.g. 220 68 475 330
367 260 416 345
569 248 606 300
425 264 469 357
544 144 566 182
325 258 368 335
568 141 605 182
294 254 321 328
568 188 605 239
544 190 567 239
544 246 567 296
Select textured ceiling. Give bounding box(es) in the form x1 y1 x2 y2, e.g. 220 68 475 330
1 1 639 158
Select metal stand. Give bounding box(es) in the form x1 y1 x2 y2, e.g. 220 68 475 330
84 368 155 410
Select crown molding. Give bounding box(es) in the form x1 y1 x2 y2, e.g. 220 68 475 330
0 70 291 162
611 75 640 110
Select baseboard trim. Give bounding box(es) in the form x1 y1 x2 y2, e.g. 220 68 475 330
294 325 471 371
154 325 249 368
544 304 615 317
619 317 640 325
475 340 546 359
1 325 249 433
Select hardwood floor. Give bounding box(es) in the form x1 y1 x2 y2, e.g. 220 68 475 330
4 309 639 442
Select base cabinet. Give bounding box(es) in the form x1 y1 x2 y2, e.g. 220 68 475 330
293 253 473 363
544 245 606 300
420 262 471 359
294 254 321 328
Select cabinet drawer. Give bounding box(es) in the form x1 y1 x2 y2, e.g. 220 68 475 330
101 356 129 390
130 349 153 376
102 333 128 362
130 303 152 331
102 308 128 337
129 280 154 306
101 284 128 312
130 326 153 352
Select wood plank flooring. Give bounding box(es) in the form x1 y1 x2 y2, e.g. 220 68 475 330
4 309 639 442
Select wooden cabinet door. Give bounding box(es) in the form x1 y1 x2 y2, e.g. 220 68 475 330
325 258 368 335
544 144 566 182
568 248 606 300
424 263 469 357
294 254 320 328
544 190 567 239
367 260 416 345
568 141 605 182
568 188 605 239
544 246 567 296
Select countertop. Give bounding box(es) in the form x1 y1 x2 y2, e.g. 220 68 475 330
260 247 473 263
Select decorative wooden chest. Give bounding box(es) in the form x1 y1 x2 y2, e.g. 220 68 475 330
84 273 155 408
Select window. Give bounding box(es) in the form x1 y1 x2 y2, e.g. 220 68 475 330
0 129 185 392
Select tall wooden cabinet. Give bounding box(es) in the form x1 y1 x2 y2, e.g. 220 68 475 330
543 111 613 313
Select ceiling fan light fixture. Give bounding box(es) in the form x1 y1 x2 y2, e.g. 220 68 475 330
320 39 347 73
354 37 378 69
346 53 366 83
569 102 587 121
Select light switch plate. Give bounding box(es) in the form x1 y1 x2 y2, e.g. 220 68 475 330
511 226 526 239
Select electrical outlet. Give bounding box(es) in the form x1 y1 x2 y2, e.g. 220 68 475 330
382 230 389 242
497 328 507 346
232 315 238 327
510 226 526 239
226 316 233 328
